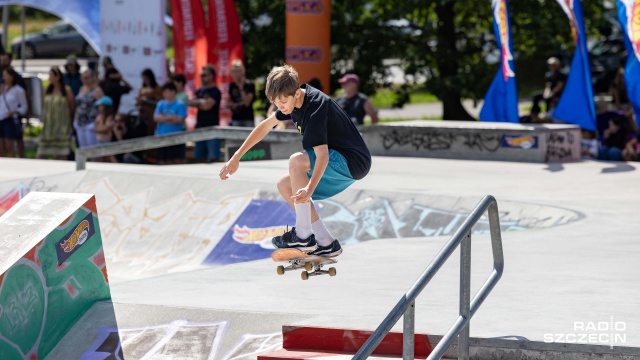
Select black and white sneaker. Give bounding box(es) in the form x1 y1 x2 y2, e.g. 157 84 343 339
272 227 318 252
310 239 343 258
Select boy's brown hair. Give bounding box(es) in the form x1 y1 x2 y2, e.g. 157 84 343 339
265 65 299 102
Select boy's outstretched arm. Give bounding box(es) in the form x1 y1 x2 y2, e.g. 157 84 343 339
219 114 280 180
292 144 329 203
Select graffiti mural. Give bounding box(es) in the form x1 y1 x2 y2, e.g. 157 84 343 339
80 320 282 360
76 178 256 281
0 196 112 360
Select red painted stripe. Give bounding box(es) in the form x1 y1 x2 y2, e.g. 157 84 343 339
282 326 432 357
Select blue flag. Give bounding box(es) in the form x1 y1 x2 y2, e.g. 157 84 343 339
617 0 640 129
480 0 519 123
553 0 596 131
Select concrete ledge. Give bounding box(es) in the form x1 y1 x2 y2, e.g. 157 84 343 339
359 121 581 163
429 335 640 360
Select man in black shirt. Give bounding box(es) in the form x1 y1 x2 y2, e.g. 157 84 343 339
189 64 222 162
228 60 256 127
532 57 567 114
99 68 132 114
335 73 378 125
219 65 371 258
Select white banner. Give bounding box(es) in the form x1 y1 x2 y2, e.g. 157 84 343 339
100 0 166 114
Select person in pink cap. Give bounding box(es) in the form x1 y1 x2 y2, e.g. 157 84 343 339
335 73 378 125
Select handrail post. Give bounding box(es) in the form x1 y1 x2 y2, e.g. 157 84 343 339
459 231 471 359
403 301 415 360
76 151 86 171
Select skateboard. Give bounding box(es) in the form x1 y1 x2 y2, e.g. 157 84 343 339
271 248 337 280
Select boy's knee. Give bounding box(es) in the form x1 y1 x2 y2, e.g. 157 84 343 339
277 176 292 192
288 152 309 170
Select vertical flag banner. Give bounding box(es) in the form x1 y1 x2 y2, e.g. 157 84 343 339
169 0 208 90
208 0 245 126
480 0 519 123
285 0 331 93
617 0 640 128
553 0 596 131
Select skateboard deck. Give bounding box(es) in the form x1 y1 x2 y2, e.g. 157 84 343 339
271 248 337 280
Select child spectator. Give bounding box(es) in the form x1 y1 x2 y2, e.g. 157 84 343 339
94 96 115 145
598 115 633 161
154 82 187 165
580 129 599 159
622 135 639 162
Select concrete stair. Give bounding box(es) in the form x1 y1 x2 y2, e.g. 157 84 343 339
258 326 434 360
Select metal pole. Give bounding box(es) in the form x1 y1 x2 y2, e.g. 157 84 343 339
459 232 471 360
2 6 9 53
403 301 415 360
20 6 25 72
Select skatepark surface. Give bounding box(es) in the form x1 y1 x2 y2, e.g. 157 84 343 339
0 156 638 359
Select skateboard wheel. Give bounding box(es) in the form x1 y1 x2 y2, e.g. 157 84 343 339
277 265 285 275
329 267 337 276
304 262 313 271
301 271 309 280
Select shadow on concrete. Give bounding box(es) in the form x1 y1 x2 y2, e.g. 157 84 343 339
544 163 565 172
600 162 636 174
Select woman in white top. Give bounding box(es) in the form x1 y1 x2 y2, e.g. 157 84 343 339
0 67 28 157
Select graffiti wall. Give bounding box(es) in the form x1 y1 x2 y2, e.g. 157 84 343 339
0 194 112 360
79 320 281 360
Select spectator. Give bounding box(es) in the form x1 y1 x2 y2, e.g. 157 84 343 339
335 73 379 125
228 60 256 127
532 57 567 115
580 129 599 159
99 68 132 115
622 135 639 162
0 53 28 158
598 115 633 161
188 65 222 162
37 66 74 160
137 68 163 137
94 96 115 145
0 67 28 157
610 67 630 112
154 82 187 165
74 69 104 148
102 56 116 76
112 113 145 164
0 53 25 88
172 73 189 105
63 55 82 96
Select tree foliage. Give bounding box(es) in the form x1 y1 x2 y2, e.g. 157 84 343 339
234 0 607 118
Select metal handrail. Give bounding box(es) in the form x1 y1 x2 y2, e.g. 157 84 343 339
354 195 505 360
74 126 301 170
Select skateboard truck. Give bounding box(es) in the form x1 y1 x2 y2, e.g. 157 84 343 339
276 260 337 280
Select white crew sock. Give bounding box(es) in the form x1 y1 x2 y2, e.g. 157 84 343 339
312 219 335 246
294 202 313 239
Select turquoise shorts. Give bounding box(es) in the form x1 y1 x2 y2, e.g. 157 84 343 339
306 148 355 200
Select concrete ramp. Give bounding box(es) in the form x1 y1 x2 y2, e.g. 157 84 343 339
0 192 114 360
0 170 581 283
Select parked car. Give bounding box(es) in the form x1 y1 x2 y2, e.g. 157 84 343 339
589 36 627 93
11 21 97 59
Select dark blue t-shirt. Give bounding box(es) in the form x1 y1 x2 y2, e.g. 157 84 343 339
195 86 222 128
276 84 371 180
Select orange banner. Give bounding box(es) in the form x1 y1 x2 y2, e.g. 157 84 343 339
285 0 331 94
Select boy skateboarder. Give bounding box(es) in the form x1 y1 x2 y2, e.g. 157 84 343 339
219 65 371 258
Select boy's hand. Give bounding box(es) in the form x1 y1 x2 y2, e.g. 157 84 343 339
292 185 312 204
219 157 239 180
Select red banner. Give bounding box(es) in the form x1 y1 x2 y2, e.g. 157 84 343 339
208 0 245 126
170 0 208 90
